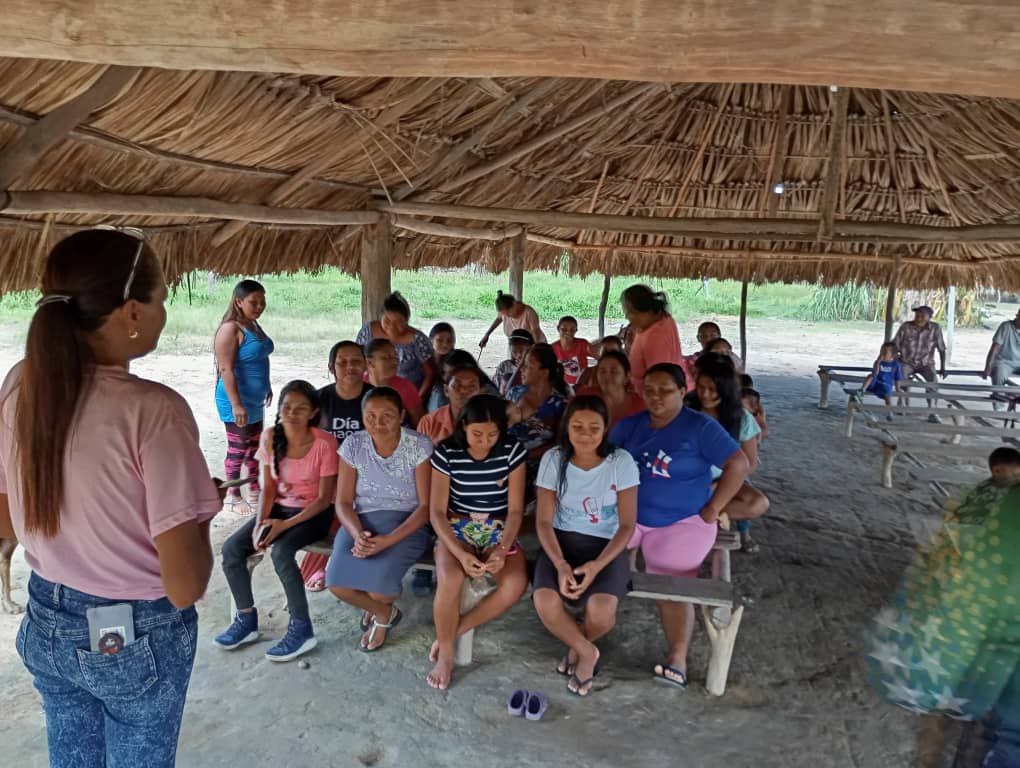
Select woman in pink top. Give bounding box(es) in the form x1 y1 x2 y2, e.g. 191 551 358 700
0 229 222 767
215 380 339 662
621 284 684 391
479 290 547 351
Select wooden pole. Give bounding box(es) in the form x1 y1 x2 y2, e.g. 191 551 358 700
739 280 749 367
946 285 957 366
508 230 526 300
817 87 850 241
0 66 139 190
361 217 392 324
377 200 1020 245
0 190 382 226
598 253 614 338
884 254 903 341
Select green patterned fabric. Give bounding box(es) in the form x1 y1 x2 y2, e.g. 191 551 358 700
864 481 1020 720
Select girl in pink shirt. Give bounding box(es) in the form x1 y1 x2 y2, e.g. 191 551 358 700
621 284 685 390
215 380 339 662
0 229 222 767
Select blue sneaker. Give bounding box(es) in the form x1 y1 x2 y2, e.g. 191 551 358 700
214 609 259 650
265 618 317 662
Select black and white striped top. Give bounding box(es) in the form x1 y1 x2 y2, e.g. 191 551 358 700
431 438 527 517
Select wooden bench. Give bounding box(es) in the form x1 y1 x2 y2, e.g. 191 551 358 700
817 365 991 409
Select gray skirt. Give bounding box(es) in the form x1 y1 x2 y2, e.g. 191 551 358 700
325 509 430 597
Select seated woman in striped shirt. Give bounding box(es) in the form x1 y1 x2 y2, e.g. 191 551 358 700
427 395 527 690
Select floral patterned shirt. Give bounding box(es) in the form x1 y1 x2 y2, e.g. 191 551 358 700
338 428 432 515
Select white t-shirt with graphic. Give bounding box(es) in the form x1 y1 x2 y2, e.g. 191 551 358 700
536 447 640 539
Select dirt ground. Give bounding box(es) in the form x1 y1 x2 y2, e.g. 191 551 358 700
0 312 1004 768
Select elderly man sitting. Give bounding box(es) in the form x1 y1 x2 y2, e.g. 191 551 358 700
983 308 1020 410
892 305 947 421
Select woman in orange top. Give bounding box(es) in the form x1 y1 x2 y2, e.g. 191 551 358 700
576 351 645 428
621 284 684 391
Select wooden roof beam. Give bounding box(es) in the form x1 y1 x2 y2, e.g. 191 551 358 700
378 200 1020 244
0 65 139 190
6 2 1020 99
817 87 850 241
1 190 381 226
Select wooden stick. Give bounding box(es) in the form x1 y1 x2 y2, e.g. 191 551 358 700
817 87 850 241
0 65 139 190
884 253 902 341
377 200 1020 244
1 190 382 226
739 280 749 366
508 230 526 300
437 84 657 193
598 251 614 338
392 216 522 241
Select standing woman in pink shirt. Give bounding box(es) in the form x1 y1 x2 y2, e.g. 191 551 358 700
0 229 223 767
621 284 685 391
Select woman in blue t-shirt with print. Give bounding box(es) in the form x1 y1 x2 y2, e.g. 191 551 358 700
533 395 640 697
610 362 749 689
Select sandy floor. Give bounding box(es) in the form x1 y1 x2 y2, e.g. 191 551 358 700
0 312 1004 768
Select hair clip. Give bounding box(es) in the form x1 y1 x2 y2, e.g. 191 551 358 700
36 294 72 307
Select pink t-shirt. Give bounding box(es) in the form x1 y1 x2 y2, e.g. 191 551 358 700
0 364 221 600
502 303 547 344
255 427 339 508
629 314 684 391
552 338 591 386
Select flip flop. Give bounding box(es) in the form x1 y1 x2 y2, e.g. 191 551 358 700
507 688 529 717
525 691 549 720
557 652 600 678
567 674 594 697
652 663 687 689
359 606 402 653
359 610 372 632
305 569 326 592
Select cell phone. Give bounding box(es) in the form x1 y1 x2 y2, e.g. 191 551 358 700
255 523 273 546
87 604 135 654
219 477 255 490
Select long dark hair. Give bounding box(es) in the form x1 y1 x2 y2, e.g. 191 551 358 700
444 348 498 391
526 342 568 396
271 380 320 479
688 353 743 439
446 394 508 453
556 395 612 496
382 291 411 320
621 284 669 315
597 349 632 377
327 340 364 379
12 229 161 536
221 279 265 326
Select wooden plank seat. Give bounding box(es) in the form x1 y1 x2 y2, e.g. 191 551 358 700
817 365 990 409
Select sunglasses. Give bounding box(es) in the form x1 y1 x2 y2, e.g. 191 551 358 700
93 225 145 301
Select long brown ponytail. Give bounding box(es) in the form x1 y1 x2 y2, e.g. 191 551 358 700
11 229 160 537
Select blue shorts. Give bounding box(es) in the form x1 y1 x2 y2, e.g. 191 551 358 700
867 383 895 399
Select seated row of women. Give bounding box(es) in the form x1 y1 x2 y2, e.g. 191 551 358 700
214 339 770 695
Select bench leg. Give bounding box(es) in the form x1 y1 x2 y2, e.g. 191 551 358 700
454 630 475 666
845 399 857 438
453 577 494 667
702 603 744 697
881 442 898 489
226 553 264 623
949 414 965 445
818 370 831 409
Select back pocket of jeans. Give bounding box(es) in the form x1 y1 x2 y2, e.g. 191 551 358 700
76 635 158 701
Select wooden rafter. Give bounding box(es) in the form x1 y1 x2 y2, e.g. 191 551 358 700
0 65 139 190
817 87 850 240
880 93 907 225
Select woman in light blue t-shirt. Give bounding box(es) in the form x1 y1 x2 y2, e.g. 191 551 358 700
533 395 639 698
688 353 770 552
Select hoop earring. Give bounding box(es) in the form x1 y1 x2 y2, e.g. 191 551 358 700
129 330 140 340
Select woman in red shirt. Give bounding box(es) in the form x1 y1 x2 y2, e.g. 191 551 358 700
620 284 684 391
577 351 645 427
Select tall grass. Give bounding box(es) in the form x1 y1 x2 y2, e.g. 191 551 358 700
798 284 877 322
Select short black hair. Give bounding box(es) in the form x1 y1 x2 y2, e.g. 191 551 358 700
362 385 403 413
430 321 455 340
327 340 364 373
364 337 394 357
739 373 754 388
989 447 1020 468
645 362 686 390
742 387 761 406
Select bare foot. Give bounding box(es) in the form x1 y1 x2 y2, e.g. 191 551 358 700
568 644 600 696
556 648 578 676
427 656 454 690
428 639 440 663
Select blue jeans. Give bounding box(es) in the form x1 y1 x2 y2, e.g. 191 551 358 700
16 573 198 767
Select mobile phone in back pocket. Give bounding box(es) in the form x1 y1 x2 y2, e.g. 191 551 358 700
86 604 135 655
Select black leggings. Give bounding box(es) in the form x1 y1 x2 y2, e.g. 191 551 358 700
221 505 333 622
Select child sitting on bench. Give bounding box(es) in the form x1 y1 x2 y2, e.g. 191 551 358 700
862 342 905 419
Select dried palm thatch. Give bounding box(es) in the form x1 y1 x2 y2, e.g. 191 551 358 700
1 58 1020 292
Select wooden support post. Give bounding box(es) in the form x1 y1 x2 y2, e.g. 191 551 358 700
946 285 956 366
598 271 612 338
360 217 392 324
0 65 139 190
818 368 832 409
508 230 525 300
880 442 898 489
702 604 744 697
739 280 749 367
884 255 902 342
817 87 850 241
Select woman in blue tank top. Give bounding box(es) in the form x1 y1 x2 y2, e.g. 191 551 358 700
215 280 274 512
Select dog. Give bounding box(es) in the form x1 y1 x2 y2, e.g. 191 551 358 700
1 537 22 614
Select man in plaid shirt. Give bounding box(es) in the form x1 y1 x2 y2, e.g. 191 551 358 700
892 305 947 422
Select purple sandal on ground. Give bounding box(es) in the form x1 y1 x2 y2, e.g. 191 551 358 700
525 691 549 721
507 689 529 717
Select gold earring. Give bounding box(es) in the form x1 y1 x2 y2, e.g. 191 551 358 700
129 330 140 339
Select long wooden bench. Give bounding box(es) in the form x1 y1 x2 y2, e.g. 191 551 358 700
816 365 990 409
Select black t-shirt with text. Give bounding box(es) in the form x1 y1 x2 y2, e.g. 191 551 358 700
317 383 372 447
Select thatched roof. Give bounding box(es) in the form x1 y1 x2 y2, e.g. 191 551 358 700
2 57 1020 292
